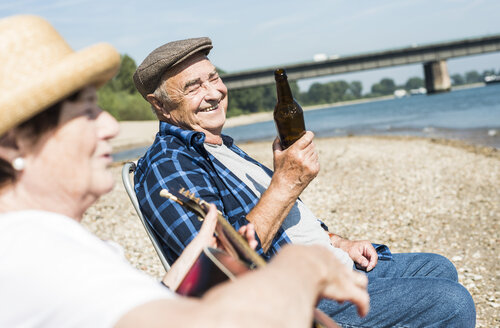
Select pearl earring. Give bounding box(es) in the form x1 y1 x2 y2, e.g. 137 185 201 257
12 157 25 171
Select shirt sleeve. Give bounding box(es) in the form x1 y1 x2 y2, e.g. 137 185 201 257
135 147 251 264
0 214 174 328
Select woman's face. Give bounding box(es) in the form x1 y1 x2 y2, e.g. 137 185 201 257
23 87 119 209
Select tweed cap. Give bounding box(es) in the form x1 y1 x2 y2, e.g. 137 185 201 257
133 37 213 99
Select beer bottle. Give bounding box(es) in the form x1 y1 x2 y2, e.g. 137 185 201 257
273 68 306 149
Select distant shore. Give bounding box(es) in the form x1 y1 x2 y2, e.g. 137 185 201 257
110 82 489 153
110 94 396 151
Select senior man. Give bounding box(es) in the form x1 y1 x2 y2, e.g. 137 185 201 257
133 37 475 327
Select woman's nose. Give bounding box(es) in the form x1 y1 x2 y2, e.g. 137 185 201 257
97 110 120 140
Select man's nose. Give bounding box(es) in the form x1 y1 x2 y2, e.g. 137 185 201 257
203 82 222 101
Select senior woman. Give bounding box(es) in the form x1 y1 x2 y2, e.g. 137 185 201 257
0 15 369 328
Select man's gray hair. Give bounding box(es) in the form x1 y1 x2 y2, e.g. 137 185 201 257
151 75 171 114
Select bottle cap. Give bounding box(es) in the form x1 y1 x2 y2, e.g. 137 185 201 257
274 68 287 80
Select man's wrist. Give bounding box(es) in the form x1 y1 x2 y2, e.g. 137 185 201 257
328 232 344 248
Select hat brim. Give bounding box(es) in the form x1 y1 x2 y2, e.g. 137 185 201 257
0 42 120 136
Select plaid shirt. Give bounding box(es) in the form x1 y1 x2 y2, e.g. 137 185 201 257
134 121 293 265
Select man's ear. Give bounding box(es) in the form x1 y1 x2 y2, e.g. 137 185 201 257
146 94 171 121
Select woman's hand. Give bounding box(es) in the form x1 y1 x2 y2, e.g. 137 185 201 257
237 222 258 250
162 203 258 289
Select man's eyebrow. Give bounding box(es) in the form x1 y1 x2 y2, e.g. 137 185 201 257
183 78 202 90
183 70 219 90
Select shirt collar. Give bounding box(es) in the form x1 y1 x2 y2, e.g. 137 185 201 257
159 121 234 148
159 121 205 148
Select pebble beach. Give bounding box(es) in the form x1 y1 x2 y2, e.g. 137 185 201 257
83 121 499 327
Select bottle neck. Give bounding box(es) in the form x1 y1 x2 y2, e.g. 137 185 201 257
276 77 294 103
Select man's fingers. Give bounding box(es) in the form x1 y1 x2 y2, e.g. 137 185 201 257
294 131 314 149
272 137 282 152
366 256 378 272
364 244 378 272
353 253 370 269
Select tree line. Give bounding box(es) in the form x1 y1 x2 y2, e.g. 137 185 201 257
98 54 499 120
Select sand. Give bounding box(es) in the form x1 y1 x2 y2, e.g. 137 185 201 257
88 121 499 327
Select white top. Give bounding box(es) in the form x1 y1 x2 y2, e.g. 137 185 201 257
205 143 353 268
0 210 174 328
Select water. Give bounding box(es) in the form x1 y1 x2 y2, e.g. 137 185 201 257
113 84 500 161
222 84 500 148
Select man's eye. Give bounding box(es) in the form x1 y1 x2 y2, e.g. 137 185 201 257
210 75 219 82
186 85 201 94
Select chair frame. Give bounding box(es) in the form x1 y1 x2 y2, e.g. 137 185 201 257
121 161 171 271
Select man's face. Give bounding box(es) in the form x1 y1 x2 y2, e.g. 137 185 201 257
162 54 228 142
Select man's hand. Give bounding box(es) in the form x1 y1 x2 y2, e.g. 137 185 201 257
331 236 378 272
246 132 320 251
272 131 320 193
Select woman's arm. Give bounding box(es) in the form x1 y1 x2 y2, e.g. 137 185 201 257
116 244 369 328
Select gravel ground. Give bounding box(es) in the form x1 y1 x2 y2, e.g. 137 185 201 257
83 135 499 327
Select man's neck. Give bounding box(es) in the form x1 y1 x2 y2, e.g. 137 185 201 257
204 134 223 145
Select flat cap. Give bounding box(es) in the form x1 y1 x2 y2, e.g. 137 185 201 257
133 37 213 99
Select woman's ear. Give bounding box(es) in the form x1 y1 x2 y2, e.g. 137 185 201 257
0 130 22 164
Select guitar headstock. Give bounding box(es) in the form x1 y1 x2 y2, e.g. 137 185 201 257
159 188 208 221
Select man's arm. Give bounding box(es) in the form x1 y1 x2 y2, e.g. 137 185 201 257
116 244 369 328
246 131 320 251
135 149 249 263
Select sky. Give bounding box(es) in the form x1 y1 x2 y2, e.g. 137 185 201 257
2 0 500 92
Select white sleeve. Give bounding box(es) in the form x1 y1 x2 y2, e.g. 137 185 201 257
0 212 175 328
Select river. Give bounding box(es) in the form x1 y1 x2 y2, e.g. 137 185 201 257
223 83 500 148
113 84 500 162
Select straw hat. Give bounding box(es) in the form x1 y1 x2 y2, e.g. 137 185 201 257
0 15 121 136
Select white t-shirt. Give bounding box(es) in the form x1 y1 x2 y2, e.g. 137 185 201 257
205 143 353 268
0 210 174 328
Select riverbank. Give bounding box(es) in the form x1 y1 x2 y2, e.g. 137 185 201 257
111 96 394 152
110 95 396 151
111 82 490 153
85 135 499 327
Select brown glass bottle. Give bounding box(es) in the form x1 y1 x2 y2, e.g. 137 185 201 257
273 68 306 149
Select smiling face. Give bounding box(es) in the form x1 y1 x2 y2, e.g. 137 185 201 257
155 53 228 144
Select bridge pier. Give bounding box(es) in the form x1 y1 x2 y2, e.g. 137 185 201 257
423 60 451 94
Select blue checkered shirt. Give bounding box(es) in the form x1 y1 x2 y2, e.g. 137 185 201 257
134 121 293 265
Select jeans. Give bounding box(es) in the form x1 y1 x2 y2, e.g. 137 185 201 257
317 253 476 328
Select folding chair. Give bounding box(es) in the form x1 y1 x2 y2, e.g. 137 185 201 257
121 161 171 271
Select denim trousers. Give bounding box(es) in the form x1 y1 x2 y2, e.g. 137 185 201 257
317 253 476 328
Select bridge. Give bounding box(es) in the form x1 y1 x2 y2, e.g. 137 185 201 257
220 34 500 94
